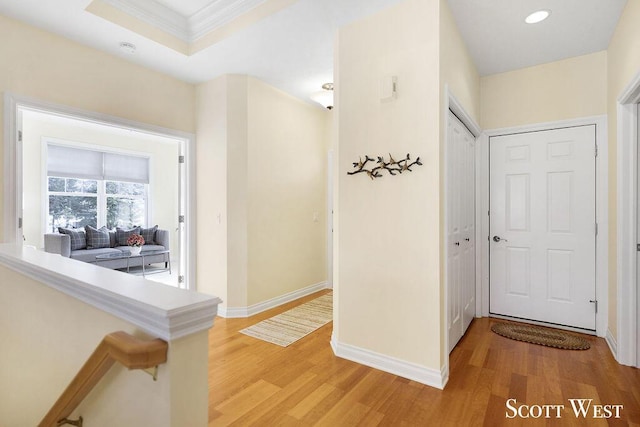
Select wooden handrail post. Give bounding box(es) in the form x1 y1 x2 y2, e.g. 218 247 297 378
39 332 168 427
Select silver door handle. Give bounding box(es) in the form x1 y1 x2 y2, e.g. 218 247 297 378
493 235 508 242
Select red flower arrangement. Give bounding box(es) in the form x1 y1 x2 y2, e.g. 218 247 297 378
127 233 145 247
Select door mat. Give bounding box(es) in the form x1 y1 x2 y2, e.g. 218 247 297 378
239 292 332 347
491 322 591 350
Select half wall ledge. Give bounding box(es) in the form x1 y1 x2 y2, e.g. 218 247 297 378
0 244 221 341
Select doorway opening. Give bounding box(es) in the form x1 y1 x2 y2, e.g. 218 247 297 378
488 125 597 332
480 116 608 338
3 93 196 290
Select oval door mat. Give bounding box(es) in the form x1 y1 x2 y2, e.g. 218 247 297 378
491 322 591 350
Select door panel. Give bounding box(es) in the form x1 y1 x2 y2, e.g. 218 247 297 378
448 114 462 351
506 247 530 296
448 111 476 352
489 126 596 330
506 174 530 231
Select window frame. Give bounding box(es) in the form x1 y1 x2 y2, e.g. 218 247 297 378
47 177 149 231
46 177 99 232
104 180 148 229
43 138 152 233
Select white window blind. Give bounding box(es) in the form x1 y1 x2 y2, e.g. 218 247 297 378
104 152 149 183
47 144 149 184
47 145 104 180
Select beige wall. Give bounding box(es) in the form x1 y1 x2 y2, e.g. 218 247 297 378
247 77 328 305
480 51 608 130
0 265 209 426
0 14 195 242
606 0 640 340
195 76 229 303
21 113 180 251
226 76 250 307
439 0 480 123
336 0 441 369
196 75 328 309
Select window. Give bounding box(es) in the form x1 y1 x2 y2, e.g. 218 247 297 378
106 181 146 229
47 177 98 231
47 177 147 232
46 143 150 232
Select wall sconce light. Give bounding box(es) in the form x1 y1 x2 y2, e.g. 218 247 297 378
310 83 334 110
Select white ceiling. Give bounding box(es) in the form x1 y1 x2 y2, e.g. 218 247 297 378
448 0 628 76
0 0 629 104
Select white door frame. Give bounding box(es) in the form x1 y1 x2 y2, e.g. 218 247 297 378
616 70 640 367
327 149 334 288
3 92 197 291
443 87 482 374
479 115 608 337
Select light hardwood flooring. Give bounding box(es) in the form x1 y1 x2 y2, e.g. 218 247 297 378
208 290 640 426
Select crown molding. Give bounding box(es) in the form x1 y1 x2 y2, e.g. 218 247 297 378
189 0 266 40
99 0 269 42
100 0 189 40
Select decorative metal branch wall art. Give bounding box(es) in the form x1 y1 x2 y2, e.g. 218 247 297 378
348 153 422 180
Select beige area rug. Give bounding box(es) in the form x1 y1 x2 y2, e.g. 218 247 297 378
239 292 332 347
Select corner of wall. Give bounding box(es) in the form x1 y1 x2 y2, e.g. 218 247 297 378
331 335 448 390
606 327 618 360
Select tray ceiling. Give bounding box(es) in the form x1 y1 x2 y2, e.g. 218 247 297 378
0 0 630 105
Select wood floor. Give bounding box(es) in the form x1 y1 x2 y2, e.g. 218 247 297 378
209 290 640 426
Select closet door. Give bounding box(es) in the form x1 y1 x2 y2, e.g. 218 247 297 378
447 111 476 353
460 117 476 333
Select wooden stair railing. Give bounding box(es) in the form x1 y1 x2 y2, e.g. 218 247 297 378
39 331 168 427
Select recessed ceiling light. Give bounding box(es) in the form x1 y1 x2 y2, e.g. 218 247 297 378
525 10 550 24
119 42 136 54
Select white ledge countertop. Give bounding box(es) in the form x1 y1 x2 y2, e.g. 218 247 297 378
0 244 222 341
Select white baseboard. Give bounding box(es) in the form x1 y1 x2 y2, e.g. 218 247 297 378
217 281 328 318
330 334 448 390
218 305 248 319
606 328 618 360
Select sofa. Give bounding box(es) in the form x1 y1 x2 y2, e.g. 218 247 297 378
44 225 169 270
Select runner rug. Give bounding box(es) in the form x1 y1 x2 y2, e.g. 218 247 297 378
240 292 333 347
491 322 591 350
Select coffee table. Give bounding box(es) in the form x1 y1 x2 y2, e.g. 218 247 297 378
95 249 171 278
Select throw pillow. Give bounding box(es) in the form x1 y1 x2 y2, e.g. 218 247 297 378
140 225 158 245
58 227 86 251
116 226 141 246
85 225 110 249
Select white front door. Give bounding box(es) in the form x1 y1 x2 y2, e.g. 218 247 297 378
489 125 596 330
448 111 476 352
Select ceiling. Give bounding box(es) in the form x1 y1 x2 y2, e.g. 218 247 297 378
447 0 628 75
0 0 629 105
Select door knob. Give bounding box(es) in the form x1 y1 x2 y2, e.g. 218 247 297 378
493 235 508 242
454 242 460 246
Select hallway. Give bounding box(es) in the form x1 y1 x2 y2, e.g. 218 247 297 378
208 291 640 425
